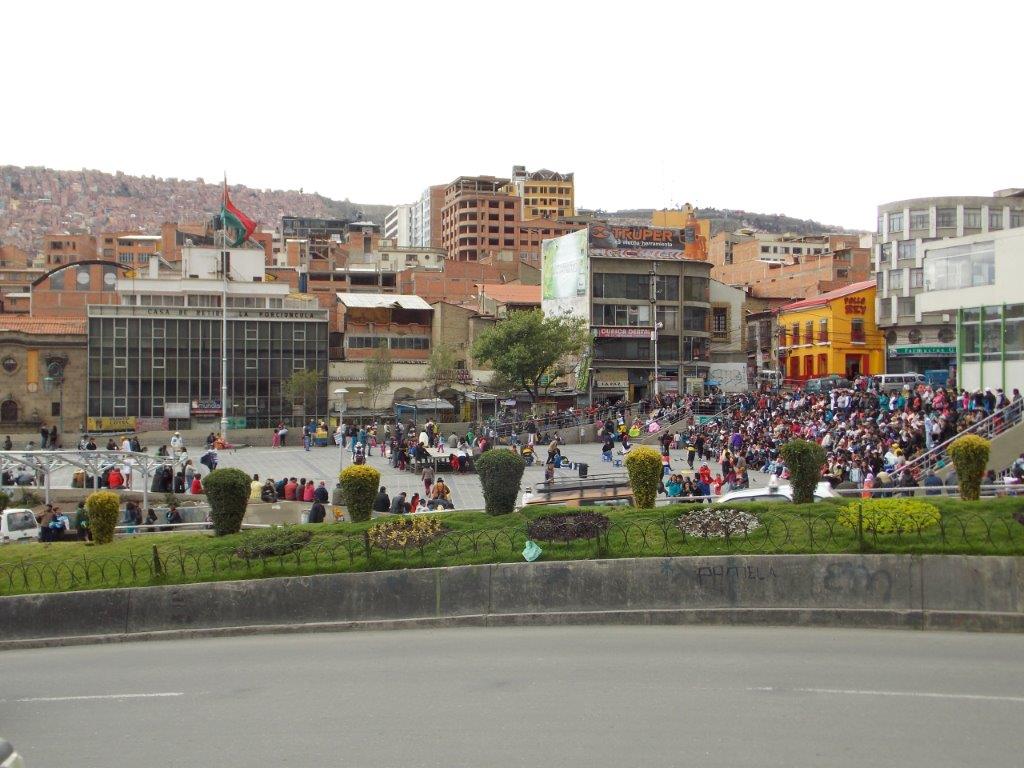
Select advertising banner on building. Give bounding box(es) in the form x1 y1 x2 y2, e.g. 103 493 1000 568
86 416 137 432
588 223 691 261
541 228 589 319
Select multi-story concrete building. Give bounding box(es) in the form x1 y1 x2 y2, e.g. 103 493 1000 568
914 227 1024 392
86 246 328 429
383 204 412 247
507 166 575 220
874 188 1024 375
707 231 870 299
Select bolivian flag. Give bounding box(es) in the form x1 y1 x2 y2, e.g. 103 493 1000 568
222 179 257 247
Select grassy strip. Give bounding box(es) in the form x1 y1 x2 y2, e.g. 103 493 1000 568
1 498 1022 596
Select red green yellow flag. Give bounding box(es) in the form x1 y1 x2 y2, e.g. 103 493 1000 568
221 181 256 247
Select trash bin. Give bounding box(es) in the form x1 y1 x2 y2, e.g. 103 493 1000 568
578 462 588 478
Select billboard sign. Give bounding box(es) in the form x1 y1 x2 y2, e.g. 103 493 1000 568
588 223 690 261
541 228 589 319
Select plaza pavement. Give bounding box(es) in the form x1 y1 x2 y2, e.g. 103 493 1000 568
210 439 771 511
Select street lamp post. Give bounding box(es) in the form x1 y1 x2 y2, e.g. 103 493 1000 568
333 388 348 476
651 321 664 399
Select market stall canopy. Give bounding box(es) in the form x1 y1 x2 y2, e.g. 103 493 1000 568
395 398 454 413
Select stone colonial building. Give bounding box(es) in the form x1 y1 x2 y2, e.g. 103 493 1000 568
0 315 87 439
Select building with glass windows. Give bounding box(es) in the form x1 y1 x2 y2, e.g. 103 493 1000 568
874 189 1024 374
917 228 1024 392
588 253 713 400
86 246 328 429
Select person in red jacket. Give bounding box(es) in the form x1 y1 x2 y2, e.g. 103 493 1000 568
190 474 203 494
284 477 298 500
107 466 124 489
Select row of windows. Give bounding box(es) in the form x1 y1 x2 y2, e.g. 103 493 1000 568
961 305 1024 361
923 240 994 291
880 208 1024 233
347 336 430 350
782 319 866 345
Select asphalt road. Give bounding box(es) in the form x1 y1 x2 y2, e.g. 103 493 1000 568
3 626 1023 767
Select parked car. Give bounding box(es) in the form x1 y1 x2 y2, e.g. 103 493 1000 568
803 376 852 394
0 738 25 767
717 481 837 504
873 373 925 391
1 508 40 544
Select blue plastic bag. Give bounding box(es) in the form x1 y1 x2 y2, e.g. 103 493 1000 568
522 540 542 562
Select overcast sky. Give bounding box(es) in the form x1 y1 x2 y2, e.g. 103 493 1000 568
5 0 1021 230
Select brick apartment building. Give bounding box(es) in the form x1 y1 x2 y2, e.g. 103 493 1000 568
707 231 870 299
438 171 585 262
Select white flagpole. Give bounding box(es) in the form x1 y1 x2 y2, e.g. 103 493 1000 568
220 175 229 444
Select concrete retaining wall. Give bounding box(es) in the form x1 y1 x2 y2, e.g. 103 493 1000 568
2 554 1023 648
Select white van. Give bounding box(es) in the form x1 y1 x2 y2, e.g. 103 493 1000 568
874 373 925 391
1 508 40 543
756 370 783 387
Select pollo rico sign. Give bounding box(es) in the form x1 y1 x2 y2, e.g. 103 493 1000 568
843 296 867 315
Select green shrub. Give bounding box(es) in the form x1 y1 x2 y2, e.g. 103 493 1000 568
837 498 941 534
234 527 312 559
948 434 990 501
85 490 121 544
624 446 661 510
340 464 381 522
476 449 526 516
0 490 8 513
779 439 827 504
203 468 252 536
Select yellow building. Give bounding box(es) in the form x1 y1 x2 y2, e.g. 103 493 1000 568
652 204 711 246
777 280 883 381
505 166 575 219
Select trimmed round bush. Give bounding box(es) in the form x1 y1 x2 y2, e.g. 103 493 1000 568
837 498 941 534
779 439 827 504
340 464 381 522
85 490 121 544
476 449 526 516
203 468 252 536
948 434 991 501
624 446 662 510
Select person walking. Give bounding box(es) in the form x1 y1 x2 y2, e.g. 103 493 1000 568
40 424 49 449
421 464 435 497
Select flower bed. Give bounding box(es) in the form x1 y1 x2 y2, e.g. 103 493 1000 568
527 512 611 542
675 508 761 539
837 499 941 534
367 516 446 550
234 528 313 559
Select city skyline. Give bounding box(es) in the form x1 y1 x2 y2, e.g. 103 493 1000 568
4 0 1022 232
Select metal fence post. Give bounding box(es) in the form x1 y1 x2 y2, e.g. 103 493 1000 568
857 502 866 553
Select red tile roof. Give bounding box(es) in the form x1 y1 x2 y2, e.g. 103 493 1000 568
0 315 87 335
476 283 541 304
779 280 876 312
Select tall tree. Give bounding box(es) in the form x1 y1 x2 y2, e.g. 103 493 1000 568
424 342 458 395
282 370 321 416
471 310 588 402
364 344 393 412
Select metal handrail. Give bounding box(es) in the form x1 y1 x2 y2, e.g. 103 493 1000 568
902 400 1024 476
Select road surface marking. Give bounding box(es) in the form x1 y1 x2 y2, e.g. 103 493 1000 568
748 686 1024 703
15 692 184 703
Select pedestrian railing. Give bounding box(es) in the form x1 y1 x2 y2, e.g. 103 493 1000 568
902 400 1024 478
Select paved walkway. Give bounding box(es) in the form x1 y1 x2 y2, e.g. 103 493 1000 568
211 441 771 511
